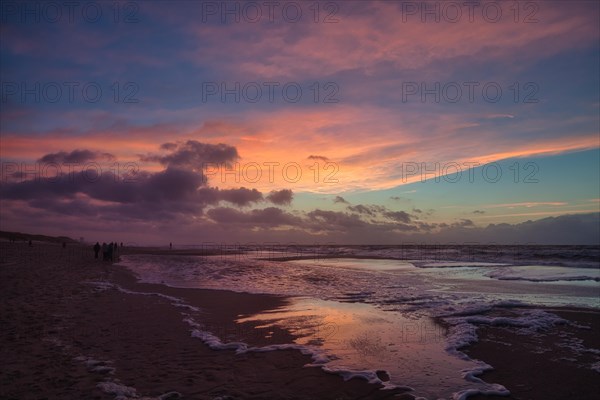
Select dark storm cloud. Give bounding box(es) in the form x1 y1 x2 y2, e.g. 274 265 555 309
1 167 205 204
38 149 114 164
333 196 348 204
207 207 301 226
160 142 178 151
390 196 411 202
218 187 263 206
28 198 99 217
347 204 413 222
141 140 239 170
306 209 366 229
431 213 600 245
266 189 293 205
0 142 272 221
347 204 373 215
2 170 266 208
455 219 474 227
383 210 412 224
347 204 387 216
1 149 264 222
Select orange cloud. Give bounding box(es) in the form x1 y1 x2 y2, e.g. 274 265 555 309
2 105 598 193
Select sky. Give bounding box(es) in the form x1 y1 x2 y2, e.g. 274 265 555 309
1 0 599 245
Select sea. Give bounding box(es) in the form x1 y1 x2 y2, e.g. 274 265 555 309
116 245 600 400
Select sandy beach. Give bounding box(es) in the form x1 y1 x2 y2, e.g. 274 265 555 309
0 242 411 400
3 0 599 397
1 241 599 399
464 308 600 400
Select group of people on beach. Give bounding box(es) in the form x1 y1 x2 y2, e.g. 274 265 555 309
93 242 121 262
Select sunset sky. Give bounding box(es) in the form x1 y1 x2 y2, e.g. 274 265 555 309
1 0 599 245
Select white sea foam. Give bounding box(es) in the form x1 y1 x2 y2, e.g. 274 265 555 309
73 356 116 374
96 381 181 400
74 350 181 399
486 265 600 282
441 307 568 364
114 248 599 399
97 382 138 397
421 262 509 268
83 280 201 312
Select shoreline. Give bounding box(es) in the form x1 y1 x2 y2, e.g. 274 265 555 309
0 242 410 399
462 307 600 400
2 242 598 399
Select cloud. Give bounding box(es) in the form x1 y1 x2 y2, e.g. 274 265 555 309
218 187 264 206
472 210 486 214
187 1 598 80
474 213 599 245
2 171 597 245
1 163 265 221
306 209 367 230
160 142 178 151
140 140 239 170
383 211 412 224
347 204 386 216
207 207 301 226
2 106 597 194
308 155 330 162
333 196 348 204
266 189 293 205
346 204 414 224
486 114 515 120
486 202 568 209
456 219 474 227
1 167 205 204
38 150 114 164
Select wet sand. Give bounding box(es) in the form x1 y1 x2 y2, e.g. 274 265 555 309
1 241 598 399
463 308 600 400
0 242 408 399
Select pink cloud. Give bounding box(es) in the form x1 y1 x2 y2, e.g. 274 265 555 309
185 2 598 79
2 105 598 192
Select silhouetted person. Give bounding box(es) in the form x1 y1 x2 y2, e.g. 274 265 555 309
28 240 32 247
120 242 123 247
113 241 118 261
94 242 101 259
102 242 108 261
62 241 66 249
107 242 114 262
170 242 172 250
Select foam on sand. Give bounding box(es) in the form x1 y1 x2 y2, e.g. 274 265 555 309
486 265 600 282
71 352 182 400
96 381 181 400
116 250 599 399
